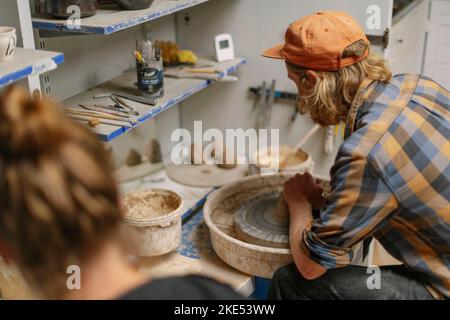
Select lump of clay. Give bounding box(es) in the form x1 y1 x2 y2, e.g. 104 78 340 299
273 194 289 222
125 149 142 167
146 139 162 164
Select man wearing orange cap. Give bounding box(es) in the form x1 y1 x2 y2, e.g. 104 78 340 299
263 11 449 300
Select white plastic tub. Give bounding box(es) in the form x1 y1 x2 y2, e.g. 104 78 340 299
122 188 183 257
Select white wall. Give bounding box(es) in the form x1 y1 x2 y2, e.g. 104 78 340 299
172 0 389 177
2 0 393 175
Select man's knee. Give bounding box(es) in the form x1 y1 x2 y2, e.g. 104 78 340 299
271 263 301 287
268 263 308 300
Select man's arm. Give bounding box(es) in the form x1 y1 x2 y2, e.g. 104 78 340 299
288 199 326 280
283 173 327 279
284 152 398 276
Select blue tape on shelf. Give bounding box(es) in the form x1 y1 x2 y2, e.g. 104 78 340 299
0 53 64 88
32 0 208 35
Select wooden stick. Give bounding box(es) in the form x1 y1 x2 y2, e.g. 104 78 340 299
294 124 321 151
65 109 135 125
67 114 131 128
79 104 131 118
185 68 220 74
279 124 321 168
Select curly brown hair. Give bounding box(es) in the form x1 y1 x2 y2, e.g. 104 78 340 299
0 86 122 298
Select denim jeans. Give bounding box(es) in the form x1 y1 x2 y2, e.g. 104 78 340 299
268 264 434 300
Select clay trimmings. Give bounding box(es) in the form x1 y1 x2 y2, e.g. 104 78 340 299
122 189 181 220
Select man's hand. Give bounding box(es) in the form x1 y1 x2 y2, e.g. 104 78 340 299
283 172 325 210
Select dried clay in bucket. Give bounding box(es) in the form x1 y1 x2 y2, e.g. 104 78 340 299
122 188 183 257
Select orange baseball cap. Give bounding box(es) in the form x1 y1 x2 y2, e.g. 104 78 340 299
262 11 370 71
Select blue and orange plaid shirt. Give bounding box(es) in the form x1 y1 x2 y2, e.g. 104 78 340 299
301 74 449 299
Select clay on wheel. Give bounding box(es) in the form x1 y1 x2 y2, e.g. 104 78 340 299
234 193 290 248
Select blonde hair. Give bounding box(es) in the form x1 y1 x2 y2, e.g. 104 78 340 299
0 86 121 298
288 43 392 126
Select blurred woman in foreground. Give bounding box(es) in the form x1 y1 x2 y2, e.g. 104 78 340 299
0 86 241 300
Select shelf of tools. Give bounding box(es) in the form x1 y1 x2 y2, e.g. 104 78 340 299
24 0 252 294
30 0 245 210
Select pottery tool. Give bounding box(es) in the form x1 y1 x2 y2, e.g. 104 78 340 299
324 125 335 155
184 68 220 74
279 124 321 168
67 114 130 128
255 80 275 130
110 95 140 116
164 68 223 81
264 80 276 127
70 116 100 128
252 81 265 112
113 92 157 106
92 93 147 113
294 123 321 150
66 107 130 121
93 104 134 115
79 104 132 118
64 108 136 126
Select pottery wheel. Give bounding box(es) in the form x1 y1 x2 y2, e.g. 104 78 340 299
234 193 289 248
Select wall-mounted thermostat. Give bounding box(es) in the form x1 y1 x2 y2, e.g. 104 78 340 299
214 33 234 62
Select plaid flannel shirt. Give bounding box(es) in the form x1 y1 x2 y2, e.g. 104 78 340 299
301 74 450 299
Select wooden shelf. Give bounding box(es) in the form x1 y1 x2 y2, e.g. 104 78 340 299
120 168 214 220
32 0 209 35
64 57 246 141
0 48 64 88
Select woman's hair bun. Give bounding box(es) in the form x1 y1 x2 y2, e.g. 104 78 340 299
0 86 69 157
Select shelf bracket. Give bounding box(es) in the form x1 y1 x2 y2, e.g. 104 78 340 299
16 0 41 93
366 28 390 49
